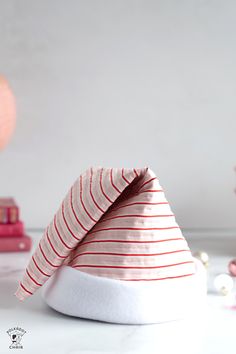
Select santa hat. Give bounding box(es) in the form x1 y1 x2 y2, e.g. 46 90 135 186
15 167 206 324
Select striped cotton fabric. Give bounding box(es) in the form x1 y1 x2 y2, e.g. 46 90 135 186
15 167 195 301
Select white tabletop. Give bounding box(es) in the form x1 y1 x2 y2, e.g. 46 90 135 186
0 231 235 354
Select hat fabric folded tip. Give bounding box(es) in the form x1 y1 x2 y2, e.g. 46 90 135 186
15 167 206 323
14 286 28 302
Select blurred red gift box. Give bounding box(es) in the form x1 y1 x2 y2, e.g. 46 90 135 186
0 197 31 252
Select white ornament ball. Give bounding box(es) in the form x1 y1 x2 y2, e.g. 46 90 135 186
214 274 234 296
193 251 209 267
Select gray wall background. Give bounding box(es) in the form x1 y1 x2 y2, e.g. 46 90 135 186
0 0 236 230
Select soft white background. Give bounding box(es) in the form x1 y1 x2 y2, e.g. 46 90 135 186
0 0 235 230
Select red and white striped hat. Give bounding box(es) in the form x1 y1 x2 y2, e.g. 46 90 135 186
15 167 206 324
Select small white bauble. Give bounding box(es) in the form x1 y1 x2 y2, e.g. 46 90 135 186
214 274 234 296
193 251 209 267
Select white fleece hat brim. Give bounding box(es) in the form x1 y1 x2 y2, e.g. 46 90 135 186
41 257 207 325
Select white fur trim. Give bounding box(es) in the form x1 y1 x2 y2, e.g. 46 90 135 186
41 258 207 324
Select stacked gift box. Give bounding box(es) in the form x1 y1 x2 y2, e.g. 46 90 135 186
0 198 32 252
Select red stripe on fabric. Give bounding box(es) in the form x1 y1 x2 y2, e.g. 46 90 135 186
138 177 157 191
54 215 74 250
101 214 174 222
39 242 60 268
110 168 121 193
89 226 179 234
112 202 169 212
26 269 42 286
100 168 114 203
133 169 139 177
122 168 130 184
71 249 190 262
124 273 195 281
73 260 194 270
20 282 33 295
77 238 184 247
80 175 98 222
139 189 163 194
32 256 50 277
90 168 105 213
46 229 67 259
70 187 89 232
61 202 80 241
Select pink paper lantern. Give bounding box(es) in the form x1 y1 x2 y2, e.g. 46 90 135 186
0 76 16 150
